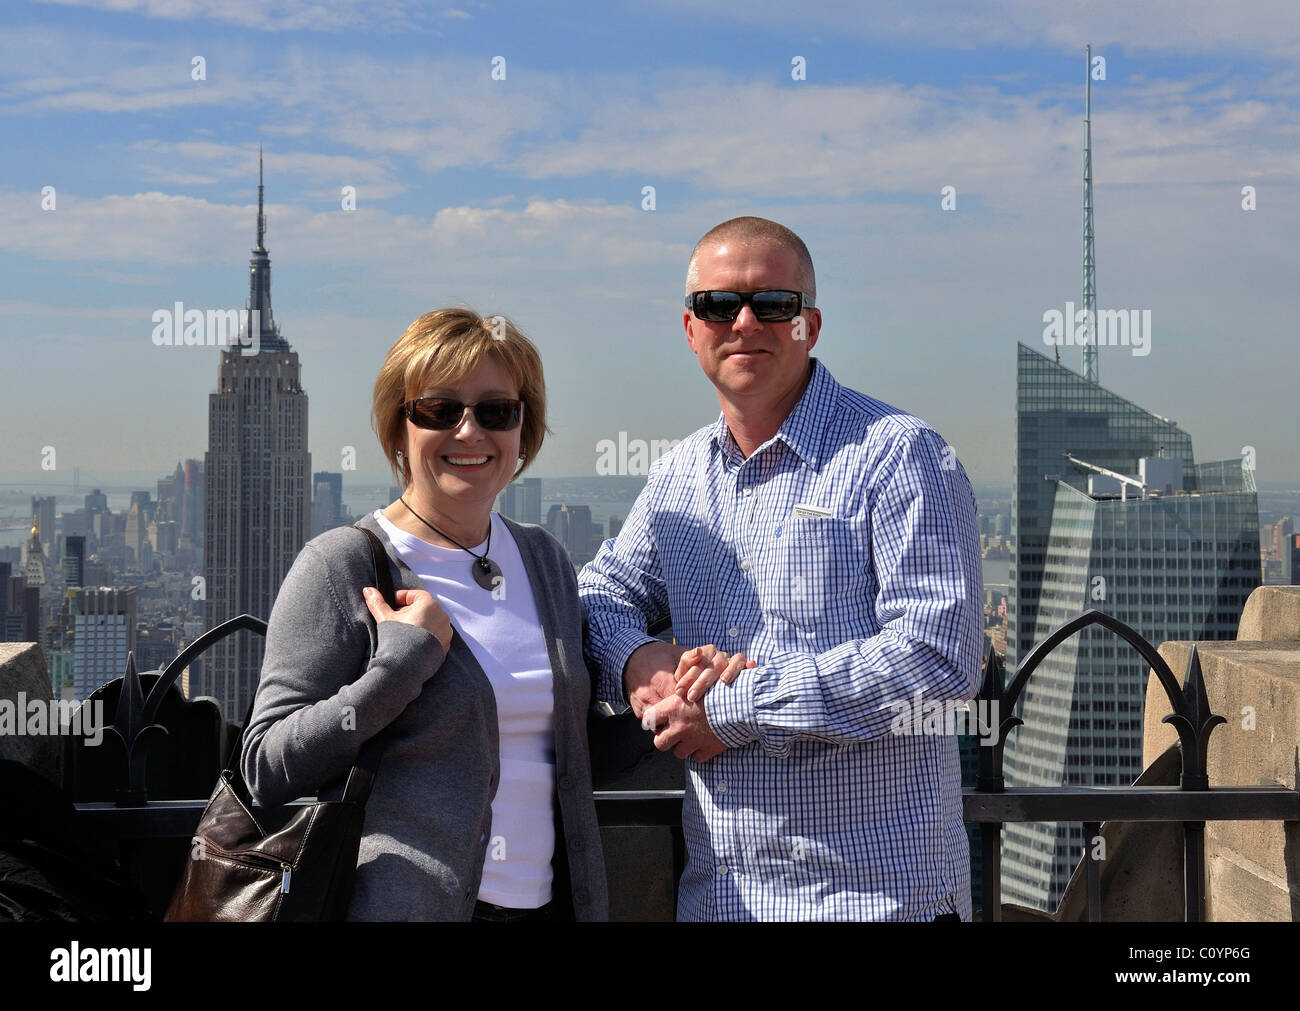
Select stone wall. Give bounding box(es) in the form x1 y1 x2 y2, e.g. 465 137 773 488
1143 585 1300 921
0 641 61 786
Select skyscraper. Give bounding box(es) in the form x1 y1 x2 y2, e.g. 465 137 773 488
311 471 344 537
1274 517 1293 584
566 505 594 563
546 504 568 547
203 152 310 722
181 459 204 548
84 489 108 542
499 482 519 521
63 535 85 588
70 586 137 703
522 478 542 526
125 500 148 570
156 461 185 528
31 496 56 561
23 523 48 591
1002 343 1260 911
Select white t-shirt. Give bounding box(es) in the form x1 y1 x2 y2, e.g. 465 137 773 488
372 509 556 908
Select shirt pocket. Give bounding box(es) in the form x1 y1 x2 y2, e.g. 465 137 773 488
764 515 870 636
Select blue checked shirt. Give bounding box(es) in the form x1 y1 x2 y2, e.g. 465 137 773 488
579 358 983 921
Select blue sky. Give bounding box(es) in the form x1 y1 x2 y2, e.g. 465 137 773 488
2 0 1297 490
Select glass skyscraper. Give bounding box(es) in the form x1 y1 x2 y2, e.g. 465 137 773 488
1002 343 1260 911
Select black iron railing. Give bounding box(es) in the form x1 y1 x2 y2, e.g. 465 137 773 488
971 609 1298 920
68 608 1300 921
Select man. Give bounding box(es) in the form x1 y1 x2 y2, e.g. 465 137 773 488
579 216 983 921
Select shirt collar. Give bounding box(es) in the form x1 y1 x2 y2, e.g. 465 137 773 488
708 357 835 470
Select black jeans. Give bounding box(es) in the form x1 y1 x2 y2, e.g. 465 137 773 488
472 900 554 923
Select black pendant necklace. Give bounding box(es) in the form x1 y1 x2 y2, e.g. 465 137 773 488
399 497 503 591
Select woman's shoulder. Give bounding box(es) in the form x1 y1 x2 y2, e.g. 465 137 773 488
304 522 376 557
290 523 382 587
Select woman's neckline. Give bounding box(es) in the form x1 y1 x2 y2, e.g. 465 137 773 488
374 508 496 554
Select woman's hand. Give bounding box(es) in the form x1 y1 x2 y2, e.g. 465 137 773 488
672 644 756 703
363 586 454 655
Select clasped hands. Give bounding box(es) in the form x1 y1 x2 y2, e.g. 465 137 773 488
623 640 756 763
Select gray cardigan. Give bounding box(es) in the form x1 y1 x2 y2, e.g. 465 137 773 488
240 511 609 921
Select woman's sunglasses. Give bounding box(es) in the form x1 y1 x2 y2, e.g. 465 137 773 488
403 397 524 431
685 289 814 322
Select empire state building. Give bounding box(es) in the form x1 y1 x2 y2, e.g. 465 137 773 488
203 151 310 721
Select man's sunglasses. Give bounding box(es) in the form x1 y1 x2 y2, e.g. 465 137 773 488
403 397 524 431
685 289 814 322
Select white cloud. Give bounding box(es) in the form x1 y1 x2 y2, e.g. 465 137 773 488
512 74 1300 206
648 0 1300 58
33 0 448 33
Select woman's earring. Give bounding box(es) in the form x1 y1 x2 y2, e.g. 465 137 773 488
396 450 404 462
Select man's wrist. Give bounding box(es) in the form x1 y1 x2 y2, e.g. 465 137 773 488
618 634 665 702
701 663 760 748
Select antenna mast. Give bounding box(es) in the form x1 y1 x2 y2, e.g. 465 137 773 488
1081 44 1098 383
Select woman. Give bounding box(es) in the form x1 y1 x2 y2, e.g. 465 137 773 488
241 307 607 921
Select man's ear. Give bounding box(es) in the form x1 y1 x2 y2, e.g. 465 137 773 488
683 310 698 355
804 307 823 352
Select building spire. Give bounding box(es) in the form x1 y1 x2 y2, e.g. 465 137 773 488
256 145 266 252
244 147 289 351
1081 44 1099 384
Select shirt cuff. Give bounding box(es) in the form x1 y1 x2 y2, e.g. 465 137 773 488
702 663 760 749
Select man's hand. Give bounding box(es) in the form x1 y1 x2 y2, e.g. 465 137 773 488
672 644 755 703
622 640 688 720
623 641 756 717
623 640 751 763
643 692 726 763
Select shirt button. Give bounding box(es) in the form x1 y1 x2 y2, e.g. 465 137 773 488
739 559 750 571
718 865 729 876
576 889 589 904
559 775 574 790
569 836 585 852
717 782 727 794
727 627 739 638
743 487 753 497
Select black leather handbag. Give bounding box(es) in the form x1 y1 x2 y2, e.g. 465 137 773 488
165 526 395 922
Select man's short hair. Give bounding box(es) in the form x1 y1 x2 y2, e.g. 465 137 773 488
685 216 816 300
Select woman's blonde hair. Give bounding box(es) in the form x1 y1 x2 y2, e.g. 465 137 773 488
372 308 549 490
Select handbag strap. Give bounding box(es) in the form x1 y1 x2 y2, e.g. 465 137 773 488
229 523 400 806
339 526 398 804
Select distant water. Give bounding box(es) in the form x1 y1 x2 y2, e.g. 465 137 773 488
0 490 143 549
982 557 1010 593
